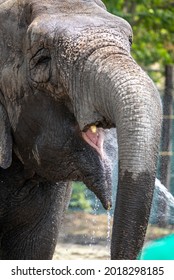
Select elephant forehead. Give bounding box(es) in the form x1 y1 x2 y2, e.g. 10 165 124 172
26 0 132 33
28 13 129 32
28 0 105 18
27 17 131 59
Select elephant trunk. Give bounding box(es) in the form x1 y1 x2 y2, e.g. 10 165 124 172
71 49 162 259
110 65 162 260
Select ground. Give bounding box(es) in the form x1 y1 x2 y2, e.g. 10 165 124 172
53 211 174 260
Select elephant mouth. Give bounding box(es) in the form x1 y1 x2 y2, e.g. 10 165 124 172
82 126 104 159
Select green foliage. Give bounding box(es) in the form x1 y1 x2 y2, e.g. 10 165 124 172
69 182 92 212
103 0 174 81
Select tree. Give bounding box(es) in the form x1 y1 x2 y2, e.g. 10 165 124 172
103 0 174 79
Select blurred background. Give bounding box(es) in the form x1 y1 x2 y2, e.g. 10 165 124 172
55 0 174 259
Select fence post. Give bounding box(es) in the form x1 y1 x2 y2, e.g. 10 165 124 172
158 65 174 227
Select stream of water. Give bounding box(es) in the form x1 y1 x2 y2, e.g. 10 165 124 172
61 178 174 259
106 210 111 258
89 197 100 246
155 179 174 207
87 179 174 257
150 179 174 224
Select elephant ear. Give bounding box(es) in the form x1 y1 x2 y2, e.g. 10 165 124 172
0 103 12 169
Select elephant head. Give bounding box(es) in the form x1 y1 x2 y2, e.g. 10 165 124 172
0 0 162 259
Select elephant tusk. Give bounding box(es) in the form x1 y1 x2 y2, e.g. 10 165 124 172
90 125 97 133
107 201 111 210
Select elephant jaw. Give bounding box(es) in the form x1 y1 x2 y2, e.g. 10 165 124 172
82 126 104 159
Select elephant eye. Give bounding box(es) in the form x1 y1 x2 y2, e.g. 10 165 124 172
36 56 51 66
29 48 51 83
30 48 51 68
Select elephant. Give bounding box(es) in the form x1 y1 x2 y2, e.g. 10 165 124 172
0 0 162 260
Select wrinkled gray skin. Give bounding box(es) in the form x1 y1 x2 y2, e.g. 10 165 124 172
0 0 162 259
